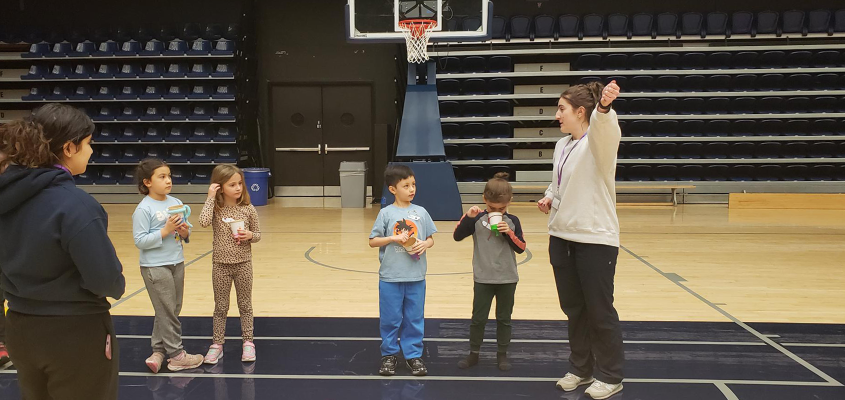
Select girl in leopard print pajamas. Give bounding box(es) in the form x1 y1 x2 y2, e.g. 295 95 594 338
199 164 261 364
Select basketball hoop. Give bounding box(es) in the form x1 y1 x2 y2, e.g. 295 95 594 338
398 19 437 64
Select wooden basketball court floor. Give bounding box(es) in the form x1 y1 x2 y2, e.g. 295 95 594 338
1 202 844 399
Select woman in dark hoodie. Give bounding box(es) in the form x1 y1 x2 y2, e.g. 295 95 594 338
0 103 126 399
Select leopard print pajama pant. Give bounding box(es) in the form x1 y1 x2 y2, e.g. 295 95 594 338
212 261 254 344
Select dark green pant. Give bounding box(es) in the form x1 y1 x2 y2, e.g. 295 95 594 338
470 282 517 353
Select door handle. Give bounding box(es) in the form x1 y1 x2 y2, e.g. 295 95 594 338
323 145 370 154
276 146 323 155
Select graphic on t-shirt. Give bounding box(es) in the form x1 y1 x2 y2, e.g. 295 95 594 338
393 218 418 239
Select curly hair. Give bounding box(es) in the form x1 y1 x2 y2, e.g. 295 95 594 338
0 103 94 173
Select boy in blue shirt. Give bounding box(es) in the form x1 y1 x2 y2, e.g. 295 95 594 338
369 165 437 376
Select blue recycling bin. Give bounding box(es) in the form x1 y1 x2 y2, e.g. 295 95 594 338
242 168 271 206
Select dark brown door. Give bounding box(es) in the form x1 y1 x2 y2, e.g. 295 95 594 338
271 86 323 186
271 84 373 187
321 85 373 186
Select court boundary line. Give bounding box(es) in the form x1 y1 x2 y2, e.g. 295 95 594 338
0 369 838 388
620 245 844 387
715 382 740 400
303 246 534 275
110 250 213 309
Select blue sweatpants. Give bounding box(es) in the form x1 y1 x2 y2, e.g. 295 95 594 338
379 280 426 359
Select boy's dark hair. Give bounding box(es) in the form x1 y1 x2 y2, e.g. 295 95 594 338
483 172 513 203
135 158 168 195
384 164 415 187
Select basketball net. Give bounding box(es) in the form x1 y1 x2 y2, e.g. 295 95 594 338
399 19 437 64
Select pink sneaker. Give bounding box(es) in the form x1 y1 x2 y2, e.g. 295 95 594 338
242 341 256 362
204 344 224 365
145 352 165 373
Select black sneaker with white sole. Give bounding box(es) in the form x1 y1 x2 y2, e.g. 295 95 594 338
379 355 398 376
406 358 428 376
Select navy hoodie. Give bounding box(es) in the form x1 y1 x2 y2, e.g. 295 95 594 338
0 166 125 315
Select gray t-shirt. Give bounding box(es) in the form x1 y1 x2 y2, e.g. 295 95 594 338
453 211 526 284
370 204 437 282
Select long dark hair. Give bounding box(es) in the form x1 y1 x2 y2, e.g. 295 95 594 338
0 103 94 172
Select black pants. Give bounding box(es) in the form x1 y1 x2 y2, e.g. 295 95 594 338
469 282 517 353
6 311 120 400
549 236 624 384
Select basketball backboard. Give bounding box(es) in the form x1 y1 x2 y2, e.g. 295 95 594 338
346 0 492 43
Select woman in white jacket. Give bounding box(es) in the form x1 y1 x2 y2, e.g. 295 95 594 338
537 80 624 399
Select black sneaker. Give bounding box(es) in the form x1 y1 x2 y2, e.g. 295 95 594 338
457 351 479 369
379 355 398 376
406 358 428 376
496 352 512 371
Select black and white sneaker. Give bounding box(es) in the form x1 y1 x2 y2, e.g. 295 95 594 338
379 355 398 376
406 358 428 376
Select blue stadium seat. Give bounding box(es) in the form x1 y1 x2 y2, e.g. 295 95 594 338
757 96 784 114
138 63 163 78
756 165 781 181
46 65 69 79
811 50 840 67
487 100 511 117
732 97 756 114
731 74 757 91
460 78 486 95
187 63 212 77
491 16 507 39
602 53 627 70
706 12 728 37
488 56 512 72
583 14 604 38
188 85 211 99
461 17 482 32
559 14 580 39
628 165 652 181
118 146 143 163
191 146 216 162
164 85 188 99
97 168 122 184
163 63 188 78
656 12 679 37
22 65 47 80
631 13 654 38
165 105 189 121
211 63 234 77
66 64 93 79
116 85 140 99
679 52 705 70
69 40 96 57
190 126 214 142
66 85 94 100
809 164 835 181
628 75 653 92
731 165 758 181
444 144 459 161
731 51 759 69
708 119 733 136
808 141 835 158
92 64 117 79
117 125 141 143
783 165 809 181
438 57 461 73
140 84 165 99
488 122 511 139
785 51 812 68
703 165 729 181
190 105 212 120
834 9 845 33
93 106 118 121
785 96 809 113
782 10 806 36
22 42 50 58
95 147 118 163
784 73 811 90
216 146 238 163
757 74 784 91
730 142 755 159
462 56 486 73
488 144 510 160
215 126 237 142
441 123 460 139
706 52 731 69
510 16 531 39
534 15 555 38
213 84 236 100
681 12 704 37
462 101 485 117
210 39 235 55
655 98 678 114
654 53 679 69
192 167 212 184
460 144 485 160
440 101 460 118
47 42 73 59
653 165 678 181
142 105 166 121
140 39 164 56
117 106 141 121
214 106 236 121
756 11 779 36
731 11 754 36
74 170 95 185
677 142 703 159
461 166 486 182
627 120 653 137
93 40 118 57
115 40 140 56
165 126 189 142
703 142 729 159
607 13 629 38
187 39 211 55
160 39 185 55
680 120 705 137
653 142 677 159
143 126 164 142
574 54 601 71
707 75 732 92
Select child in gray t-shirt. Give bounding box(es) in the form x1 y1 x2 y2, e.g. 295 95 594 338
453 172 526 371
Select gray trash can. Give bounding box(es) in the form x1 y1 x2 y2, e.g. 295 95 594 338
339 161 367 208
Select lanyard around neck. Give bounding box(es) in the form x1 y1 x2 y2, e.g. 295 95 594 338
556 133 587 185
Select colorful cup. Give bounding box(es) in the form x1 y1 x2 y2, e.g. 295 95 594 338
488 212 503 236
